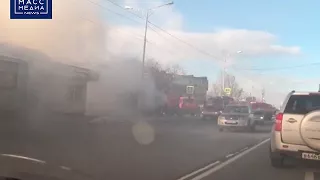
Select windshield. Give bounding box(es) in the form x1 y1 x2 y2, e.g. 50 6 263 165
253 111 264 115
223 106 249 113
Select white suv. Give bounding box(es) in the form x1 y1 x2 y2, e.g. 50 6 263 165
270 91 320 167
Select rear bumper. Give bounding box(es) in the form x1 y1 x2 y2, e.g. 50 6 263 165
270 130 318 157
218 122 249 129
179 108 199 114
201 112 220 117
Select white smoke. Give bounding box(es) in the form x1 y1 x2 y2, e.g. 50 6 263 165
0 0 107 66
0 0 163 117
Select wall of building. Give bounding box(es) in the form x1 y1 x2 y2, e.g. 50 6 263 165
171 75 208 104
0 54 95 115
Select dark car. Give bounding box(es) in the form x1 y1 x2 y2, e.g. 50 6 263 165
201 96 234 120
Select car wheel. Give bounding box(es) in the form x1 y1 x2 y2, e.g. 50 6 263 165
247 120 255 132
250 123 256 132
269 147 284 168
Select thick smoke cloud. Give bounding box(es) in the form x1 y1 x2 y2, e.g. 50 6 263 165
0 0 161 117
0 0 107 66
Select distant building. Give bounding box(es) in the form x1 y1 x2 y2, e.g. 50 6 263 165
171 75 208 104
0 55 98 115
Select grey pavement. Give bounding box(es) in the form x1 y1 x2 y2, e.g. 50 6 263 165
201 141 320 180
2 114 310 180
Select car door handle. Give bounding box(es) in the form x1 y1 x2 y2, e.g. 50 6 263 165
287 118 297 123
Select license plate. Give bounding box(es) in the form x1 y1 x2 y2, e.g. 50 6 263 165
302 152 320 160
226 120 237 124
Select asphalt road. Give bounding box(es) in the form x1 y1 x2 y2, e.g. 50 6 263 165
1 114 318 180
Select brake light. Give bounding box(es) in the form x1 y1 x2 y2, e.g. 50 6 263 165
275 113 283 131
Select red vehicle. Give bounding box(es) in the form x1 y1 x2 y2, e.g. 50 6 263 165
178 96 199 115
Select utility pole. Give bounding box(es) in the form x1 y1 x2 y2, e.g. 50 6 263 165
250 86 254 97
124 2 174 112
125 2 174 80
221 56 226 96
262 88 265 102
221 50 242 96
141 11 149 80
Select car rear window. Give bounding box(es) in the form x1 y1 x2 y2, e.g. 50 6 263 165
284 94 320 114
253 111 264 115
223 106 249 113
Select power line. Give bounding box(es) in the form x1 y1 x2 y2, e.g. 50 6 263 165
103 0 222 61
104 0 144 18
233 62 320 71
148 22 221 60
146 39 176 56
92 0 320 73
86 0 143 25
90 0 265 88
77 15 144 40
65 0 182 60
74 1 179 60
148 26 181 51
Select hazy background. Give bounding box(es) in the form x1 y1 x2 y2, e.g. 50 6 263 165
0 0 156 117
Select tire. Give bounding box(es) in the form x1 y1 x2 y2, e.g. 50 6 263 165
250 123 256 132
269 147 284 168
247 120 256 132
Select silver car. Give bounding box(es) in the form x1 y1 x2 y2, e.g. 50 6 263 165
270 91 320 167
217 104 256 132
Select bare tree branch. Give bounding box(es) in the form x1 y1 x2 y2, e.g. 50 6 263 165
211 72 247 100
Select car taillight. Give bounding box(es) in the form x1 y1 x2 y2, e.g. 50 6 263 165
275 113 283 131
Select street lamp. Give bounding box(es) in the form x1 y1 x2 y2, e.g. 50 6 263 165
222 50 242 95
125 2 174 80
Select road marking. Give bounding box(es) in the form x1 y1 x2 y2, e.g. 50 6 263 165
1 154 46 164
225 153 234 158
190 138 270 180
305 172 314 180
89 117 108 124
177 161 220 180
240 147 249 151
60 166 72 171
